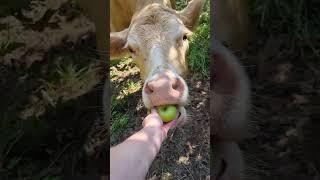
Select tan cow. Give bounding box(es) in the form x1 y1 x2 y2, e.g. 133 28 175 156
78 0 205 124
109 0 205 123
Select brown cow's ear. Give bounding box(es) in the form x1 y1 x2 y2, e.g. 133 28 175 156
178 0 204 31
110 28 129 59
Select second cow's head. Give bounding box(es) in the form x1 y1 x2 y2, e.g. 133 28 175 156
110 0 204 114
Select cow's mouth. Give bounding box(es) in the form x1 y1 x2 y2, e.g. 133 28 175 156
150 104 187 125
176 105 187 125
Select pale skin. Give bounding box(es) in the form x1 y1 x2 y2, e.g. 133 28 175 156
110 108 177 180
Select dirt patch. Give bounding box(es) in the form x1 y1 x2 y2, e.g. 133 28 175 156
110 59 210 179
237 34 320 179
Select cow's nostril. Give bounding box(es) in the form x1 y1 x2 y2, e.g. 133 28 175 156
172 78 181 91
144 82 154 94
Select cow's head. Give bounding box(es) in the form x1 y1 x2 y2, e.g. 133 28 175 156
110 0 204 123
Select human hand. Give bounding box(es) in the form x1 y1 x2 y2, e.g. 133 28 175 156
142 108 177 138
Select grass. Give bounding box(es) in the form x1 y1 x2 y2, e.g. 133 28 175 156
250 0 320 55
0 59 101 179
188 5 210 78
110 54 141 138
20 61 99 119
0 40 25 57
0 0 31 17
178 0 210 78
110 58 140 138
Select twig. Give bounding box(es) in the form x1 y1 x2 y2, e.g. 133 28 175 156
182 164 195 180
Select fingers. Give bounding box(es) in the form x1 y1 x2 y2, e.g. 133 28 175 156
143 108 177 138
150 108 157 114
143 108 163 128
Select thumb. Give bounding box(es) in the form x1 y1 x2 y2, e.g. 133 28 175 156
150 108 157 114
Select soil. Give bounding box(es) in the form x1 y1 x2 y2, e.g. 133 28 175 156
236 34 320 179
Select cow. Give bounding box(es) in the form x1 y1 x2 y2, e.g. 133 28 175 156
79 0 205 124
211 0 251 180
110 0 205 125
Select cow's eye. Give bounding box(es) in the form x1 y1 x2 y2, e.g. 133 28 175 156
128 47 135 53
183 34 188 41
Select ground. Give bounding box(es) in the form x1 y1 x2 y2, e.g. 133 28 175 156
237 1 320 179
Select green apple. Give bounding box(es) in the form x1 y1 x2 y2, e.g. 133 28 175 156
157 105 177 123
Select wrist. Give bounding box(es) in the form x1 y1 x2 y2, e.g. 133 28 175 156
142 126 166 149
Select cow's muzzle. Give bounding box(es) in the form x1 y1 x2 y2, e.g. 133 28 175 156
142 70 189 124
143 70 188 107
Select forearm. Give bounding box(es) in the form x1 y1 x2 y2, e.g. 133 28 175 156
110 127 165 180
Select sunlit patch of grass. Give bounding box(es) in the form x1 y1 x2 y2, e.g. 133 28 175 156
110 59 141 135
116 80 141 100
110 57 139 83
110 55 141 136
161 172 173 179
110 55 141 138
188 0 210 77
43 62 99 102
20 62 99 119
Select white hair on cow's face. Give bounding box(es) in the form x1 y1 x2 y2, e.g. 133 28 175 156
124 3 194 81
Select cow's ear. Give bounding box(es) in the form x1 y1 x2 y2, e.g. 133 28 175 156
110 28 129 59
178 0 204 31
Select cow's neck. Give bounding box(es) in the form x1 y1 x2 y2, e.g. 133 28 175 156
110 0 173 32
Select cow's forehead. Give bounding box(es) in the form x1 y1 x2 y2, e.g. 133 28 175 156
130 3 181 29
128 10 184 44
